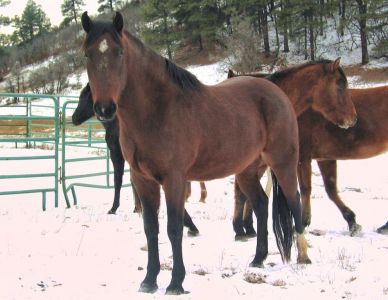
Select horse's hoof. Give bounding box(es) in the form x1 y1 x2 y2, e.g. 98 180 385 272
244 229 257 239
297 256 312 264
377 222 388 235
107 209 117 214
249 260 264 268
349 223 362 237
165 284 186 295
187 229 199 237
302 215 311 228
235 233 249 241
138 282 158 293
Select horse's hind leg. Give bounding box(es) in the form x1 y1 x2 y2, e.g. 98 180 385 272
184 209 199 236
243 200 256 237
131 172 161 293
236 165 269 267
233 164 266 240
184 181 191 202
298 158 313 227
269 163 311 264
317 160 361 236
199 181 207 203
233 182 248 239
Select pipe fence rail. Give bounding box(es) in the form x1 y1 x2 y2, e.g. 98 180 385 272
0 93 130 210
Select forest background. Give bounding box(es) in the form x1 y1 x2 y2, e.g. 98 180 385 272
0 0 387 95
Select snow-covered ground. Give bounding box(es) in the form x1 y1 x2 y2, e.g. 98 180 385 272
0 63 387 300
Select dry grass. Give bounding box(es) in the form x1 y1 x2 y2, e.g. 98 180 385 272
0 119 56 135
243 272 267 284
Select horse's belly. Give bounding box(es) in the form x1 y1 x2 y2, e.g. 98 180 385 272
187 148 262 181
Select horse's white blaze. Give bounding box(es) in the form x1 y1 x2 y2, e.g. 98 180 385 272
99 39 109 53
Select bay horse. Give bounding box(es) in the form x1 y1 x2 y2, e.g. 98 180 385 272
229 66 372 237
82 11 307 294
72 83 200 235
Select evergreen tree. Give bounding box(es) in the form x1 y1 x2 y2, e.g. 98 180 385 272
173 0 225 51
13 0 51 44
0 0 11 46
61 0 85 26
97 0 123 13
141 0 176 60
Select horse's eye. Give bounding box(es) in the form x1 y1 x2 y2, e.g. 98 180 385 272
85 50 92 59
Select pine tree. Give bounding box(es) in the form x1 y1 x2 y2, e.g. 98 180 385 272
13 0 51 44
61 0 85 26
141 0 176 60
97 0 123 13
173 0 225 51
0 0 11 46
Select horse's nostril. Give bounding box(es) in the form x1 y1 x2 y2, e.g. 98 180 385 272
106 102 117 116
93 102 103 116
93 101 117 120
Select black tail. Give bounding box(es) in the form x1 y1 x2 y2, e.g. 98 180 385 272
271 171 293 263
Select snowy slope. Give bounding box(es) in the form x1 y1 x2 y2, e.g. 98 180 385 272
0 62 387 300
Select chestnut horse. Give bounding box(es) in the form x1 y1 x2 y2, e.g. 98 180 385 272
72 83 200 235
228 65 360 236
82 12 307 294
297 85 388 235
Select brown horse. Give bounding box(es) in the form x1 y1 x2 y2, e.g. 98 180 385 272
297 85 388 235
228 65 360 235
82 12 307 294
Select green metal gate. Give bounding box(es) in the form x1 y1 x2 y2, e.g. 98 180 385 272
0 93 60 210
0 94 131 210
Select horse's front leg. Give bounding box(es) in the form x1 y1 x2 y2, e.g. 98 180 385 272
162 174 186 295
131 172 161 293
107 145 125 214
317 160 361 236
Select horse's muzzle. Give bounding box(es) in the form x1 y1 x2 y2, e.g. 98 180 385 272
93 101 117 122
339 115 357 129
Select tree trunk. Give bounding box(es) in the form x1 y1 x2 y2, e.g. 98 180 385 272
356 0 369 64
282 0 290 52
339 0 346 36
261 6 270 56
308 10 315 61
163 11 172 60
72 0 78 25
304 14 308 60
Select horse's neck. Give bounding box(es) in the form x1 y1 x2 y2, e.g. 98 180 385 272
118 48 178 132
122 50 169 109
273 77 312 116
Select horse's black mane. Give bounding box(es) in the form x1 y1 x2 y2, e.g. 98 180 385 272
268 59 346 83
165 59 203 91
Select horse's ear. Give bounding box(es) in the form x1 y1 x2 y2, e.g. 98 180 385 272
331 57 341 72
81 11 93 33
113 12 124 33
227 69 235 78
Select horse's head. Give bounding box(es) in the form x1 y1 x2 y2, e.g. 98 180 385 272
81 11 126 122
72 83 94 125
310 58 357 129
